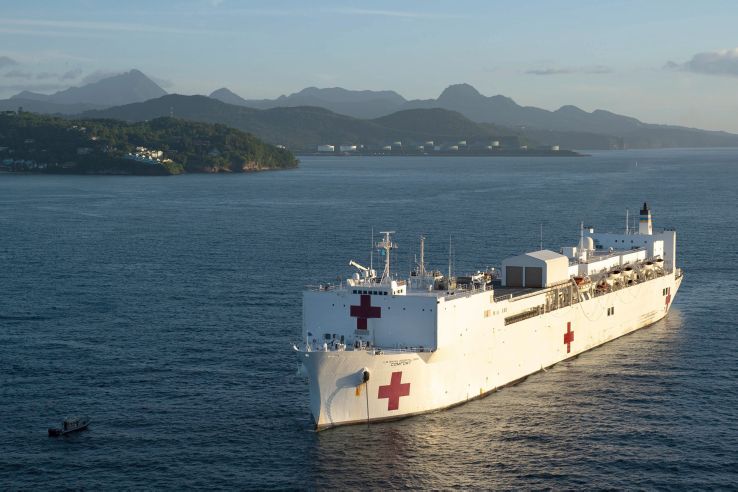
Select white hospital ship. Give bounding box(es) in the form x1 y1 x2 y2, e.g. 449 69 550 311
297 203 683 430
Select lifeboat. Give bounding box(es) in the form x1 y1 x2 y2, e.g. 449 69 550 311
573 276 592 292
607 269 622 286
640 261 655 279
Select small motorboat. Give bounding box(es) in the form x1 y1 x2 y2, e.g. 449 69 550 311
48 416 91 437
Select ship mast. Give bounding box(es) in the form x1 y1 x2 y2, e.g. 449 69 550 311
448 235 453 280
369 227 374 273
418 235 426 278
377 231 397 282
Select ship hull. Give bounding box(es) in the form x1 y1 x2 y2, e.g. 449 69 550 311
301 272 682 430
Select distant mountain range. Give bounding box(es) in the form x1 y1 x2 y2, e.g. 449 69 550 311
212 82 738 149
3 69 738 149
0 69 166 116
10 69 166 106
210 86 407 119
75 95 516 150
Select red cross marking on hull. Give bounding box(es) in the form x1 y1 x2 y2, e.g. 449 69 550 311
350 294 381 330
378 371 411 411
564 322 574 354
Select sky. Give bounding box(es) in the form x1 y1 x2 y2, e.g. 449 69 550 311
2 0 738 132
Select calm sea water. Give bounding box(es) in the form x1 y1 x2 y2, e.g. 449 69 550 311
1 150 737 489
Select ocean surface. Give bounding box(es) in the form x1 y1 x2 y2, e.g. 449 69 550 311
1 150 737 489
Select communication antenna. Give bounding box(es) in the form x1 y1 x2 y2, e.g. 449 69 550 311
579 221 584 250
540 223 543 251
418 235 426 278
370 227 374 272
447 234 453 280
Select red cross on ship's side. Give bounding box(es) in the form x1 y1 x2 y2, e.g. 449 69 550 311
564 322 574 353
350 294 381 330
378 371 411 411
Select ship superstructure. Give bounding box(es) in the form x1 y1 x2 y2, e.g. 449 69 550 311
297 203 683 430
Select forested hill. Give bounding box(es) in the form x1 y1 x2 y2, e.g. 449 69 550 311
76 94 526 150
0 112 297 175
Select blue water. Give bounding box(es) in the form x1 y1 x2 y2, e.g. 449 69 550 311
1 150 737 489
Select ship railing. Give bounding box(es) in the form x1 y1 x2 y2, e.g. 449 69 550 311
306 282 343 292
445 283 490 299
370 346 436 355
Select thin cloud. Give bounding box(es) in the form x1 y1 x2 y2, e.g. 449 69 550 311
0 82 69 92
150 75 174 89
527 68 573 75
6 50 93 63
61 68 83 80
0 18 220 36
328 8 469 19
3 69 32 79
666 48 738 77
2 68 83 82
0 26 112 39
0 55 19 69
526 65 612 75
81 70 123 84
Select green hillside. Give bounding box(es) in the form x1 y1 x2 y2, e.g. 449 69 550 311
0 112 297 175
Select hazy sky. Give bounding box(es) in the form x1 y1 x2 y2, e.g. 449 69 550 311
2 0 738 132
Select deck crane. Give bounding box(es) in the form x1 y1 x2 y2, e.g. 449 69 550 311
349 260 375 280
